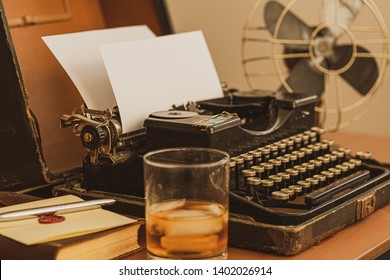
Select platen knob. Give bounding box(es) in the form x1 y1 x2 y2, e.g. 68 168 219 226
81 125 108 150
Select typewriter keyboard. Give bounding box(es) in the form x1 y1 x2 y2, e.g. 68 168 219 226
228 127 389 225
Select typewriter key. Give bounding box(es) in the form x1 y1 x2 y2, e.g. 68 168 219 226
356 151 372 160
304 130 317 144
232 157 245 189
266 145 279 159
248 150 262 165
318 156 330 170
286 168 299 185
277 156 290 170
321 170 335 184
277 142 287 156
294 165 307 181
285 153 298 168
319 142 329 155
308 144 321 158
261 179 275 198
246 176 261 202
342 161 356 174
280 188 295 200
324 153 337 167
292 150 305 165
301 134 310 147
241 153 254 169
292 136 303 150
328 167 341 179
269 175 282 191
288 185 304 197
322 139 335 149
229 160 236 190
282 139 295 153
349 158 362 170
269 159 282 174
302 162 315 177
335 164 348 175
313 174 327 188
271 191 290 204
311 127 326 142
297 180 311 193
309 159 323 173
306 177 319 191
251 165 265 179
259 147 271 162
332 150 345 164
277 172 291 188
300 147 313 162
338 147 351 157
260 162 273 178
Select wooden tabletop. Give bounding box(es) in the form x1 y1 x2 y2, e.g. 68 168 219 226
126 131 390 260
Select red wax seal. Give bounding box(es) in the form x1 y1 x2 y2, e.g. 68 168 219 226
38 214 65 224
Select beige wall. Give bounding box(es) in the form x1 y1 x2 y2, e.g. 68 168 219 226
165 0 390 137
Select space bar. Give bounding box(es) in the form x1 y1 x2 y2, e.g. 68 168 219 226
305 170 370 206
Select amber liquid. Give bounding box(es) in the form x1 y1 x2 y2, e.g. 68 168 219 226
146 200 228 259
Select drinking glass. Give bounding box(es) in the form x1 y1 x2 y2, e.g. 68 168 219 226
143 147 230 260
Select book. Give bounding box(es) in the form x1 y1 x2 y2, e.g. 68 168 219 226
0 221 144 260
0 192 145 259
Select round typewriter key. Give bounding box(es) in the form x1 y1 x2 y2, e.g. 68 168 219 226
249 150 262 165
266 145 279 159
321 170 335 184
319 142 329 155
241 153 254 169
308 144 321 158
356 151 372 160
271 191 289 203
325 153 337 167
336 164 348 175
338 147 352 157
260 162 273 178
269 175 282 191
342 161 356 174
291 136 303 150
294 165 307 181
318 156 330 170
251 165 265 179
301 134 310 147
302 162 315 177
300 147 313 161
309 159 323 173
328 167 341 179
313 174 327 188
289 185 304 197
306 177 319 191
349 158 362 170
280 188 295 200
232 156 245 189
269 159 282 174
311 127 326 142
277 156 290 170
276 142 287 156
322 139 335 149
292 150 305 165
282 139 295 153
277 172 291 188
304 130 317 144
286 168 299 185
229 160 236 190
246 176 261 201
332 150 345 164
38 214 65 224
297 180 311 193
259 147 271 162
285 153 298 168
261 179 275 198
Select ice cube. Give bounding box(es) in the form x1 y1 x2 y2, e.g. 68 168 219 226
149 199 186 214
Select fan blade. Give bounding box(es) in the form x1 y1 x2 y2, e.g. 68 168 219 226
328 45 378 95
280 58 325 96
321 0 363 38
264 1 312 47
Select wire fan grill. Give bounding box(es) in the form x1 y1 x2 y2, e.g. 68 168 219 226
242 0 390 131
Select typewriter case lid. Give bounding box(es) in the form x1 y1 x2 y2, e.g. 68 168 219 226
0 3 56 193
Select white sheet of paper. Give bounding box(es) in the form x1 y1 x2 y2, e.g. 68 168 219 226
100 31 223 133
42 26 156 110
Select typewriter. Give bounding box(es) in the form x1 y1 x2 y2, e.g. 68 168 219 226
58 89 390 254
